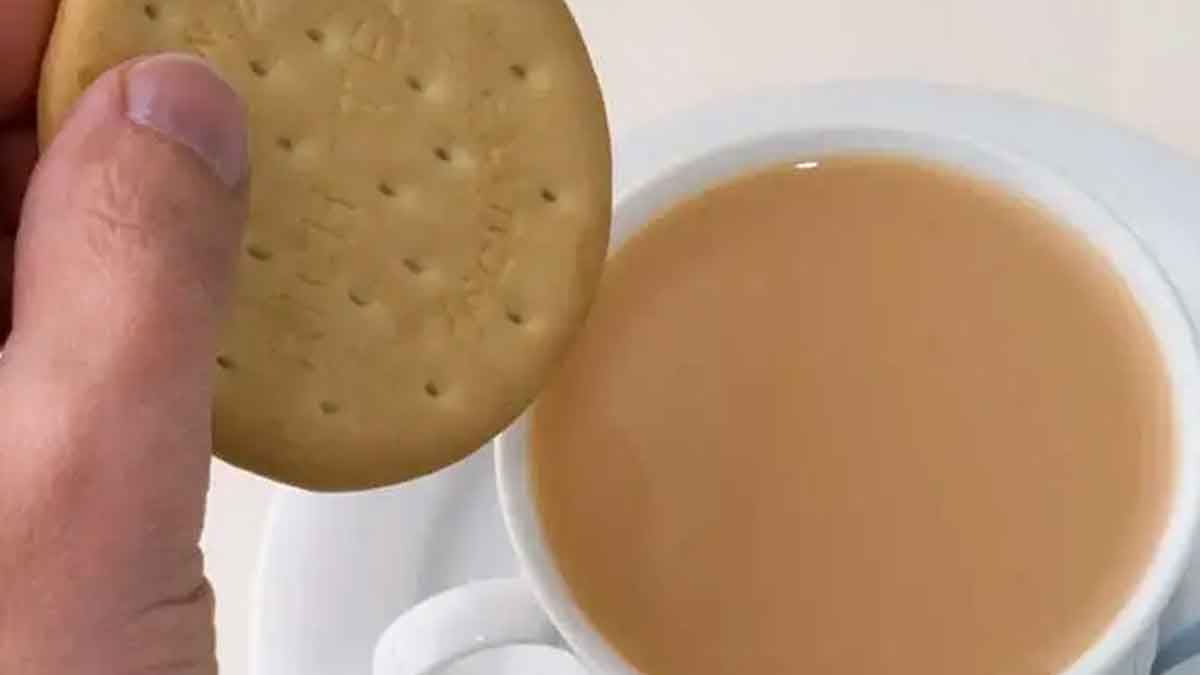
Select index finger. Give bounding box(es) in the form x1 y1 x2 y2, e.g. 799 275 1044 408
0 0 59 124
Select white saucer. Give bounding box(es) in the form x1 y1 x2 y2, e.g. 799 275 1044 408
251 82 1200 675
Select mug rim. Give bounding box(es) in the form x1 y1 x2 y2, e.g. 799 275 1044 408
496 126 1200 675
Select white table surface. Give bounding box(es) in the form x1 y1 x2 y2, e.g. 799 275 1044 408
199 1 1200 672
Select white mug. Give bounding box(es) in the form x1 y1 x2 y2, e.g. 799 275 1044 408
372 128 1200 675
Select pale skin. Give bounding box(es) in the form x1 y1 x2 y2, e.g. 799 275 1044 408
0 2 249 673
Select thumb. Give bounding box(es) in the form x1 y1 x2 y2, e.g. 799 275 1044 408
9 52 247 448
0 53 248 671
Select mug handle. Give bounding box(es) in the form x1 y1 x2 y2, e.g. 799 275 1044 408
372 577 576 675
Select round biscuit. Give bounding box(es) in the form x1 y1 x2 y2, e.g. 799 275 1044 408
38 0 612 491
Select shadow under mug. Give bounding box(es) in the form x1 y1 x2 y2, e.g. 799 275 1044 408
372 128 1200 675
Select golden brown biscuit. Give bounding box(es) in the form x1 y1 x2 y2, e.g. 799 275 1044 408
39 0 611 491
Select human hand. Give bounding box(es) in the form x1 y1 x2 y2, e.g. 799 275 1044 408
0 2 249 673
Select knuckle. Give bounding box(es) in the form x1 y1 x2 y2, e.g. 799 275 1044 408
65 129 239 305
76 136 179 260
